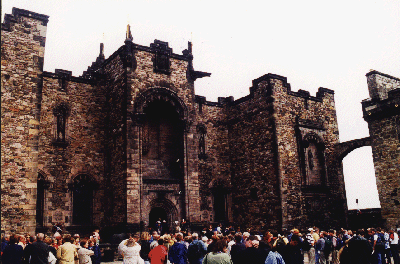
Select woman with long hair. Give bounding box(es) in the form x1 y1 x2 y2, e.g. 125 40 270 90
202 239 232 264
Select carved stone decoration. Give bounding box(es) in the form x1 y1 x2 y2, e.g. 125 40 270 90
301 132 327 187
55 69 72 91
150 40 172 74
52 102 70 147
197 124 207 160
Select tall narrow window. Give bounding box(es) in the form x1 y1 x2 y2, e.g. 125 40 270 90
53 103 69 146
36 173 46 227
197 125 207 160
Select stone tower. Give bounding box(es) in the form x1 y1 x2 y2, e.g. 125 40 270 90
362 70 400 228
1 8 49 234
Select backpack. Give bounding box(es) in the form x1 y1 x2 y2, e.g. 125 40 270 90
188 242 202 260
375 233 385 251
324 237 334 255
302 237 312 251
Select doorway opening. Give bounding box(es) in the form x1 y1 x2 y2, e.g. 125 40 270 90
149 207 168 234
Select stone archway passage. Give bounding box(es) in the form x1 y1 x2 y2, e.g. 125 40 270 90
149 207 168 232
335 137 372 162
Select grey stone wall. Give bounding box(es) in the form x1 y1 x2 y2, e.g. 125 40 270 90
363 71 400 229
1 8 49 234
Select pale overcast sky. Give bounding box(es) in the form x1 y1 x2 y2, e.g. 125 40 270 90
2 0 399 210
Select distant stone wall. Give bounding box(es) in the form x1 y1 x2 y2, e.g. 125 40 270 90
1 8 49 234
363 71 400 229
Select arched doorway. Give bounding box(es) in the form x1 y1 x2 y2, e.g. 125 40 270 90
149 207 168 234
72 175 96 226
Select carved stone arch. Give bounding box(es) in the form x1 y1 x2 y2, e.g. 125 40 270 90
133 87 188 122
149 197 178 231
301 132 327 187
208 178 232 191
302 132 325 149
335 137 372 162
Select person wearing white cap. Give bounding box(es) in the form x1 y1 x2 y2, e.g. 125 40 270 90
305 228 316 264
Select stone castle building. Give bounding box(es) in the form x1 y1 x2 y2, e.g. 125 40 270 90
1 8 398 235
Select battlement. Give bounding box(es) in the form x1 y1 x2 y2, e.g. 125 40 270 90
366 70 400 101
2 7 49 31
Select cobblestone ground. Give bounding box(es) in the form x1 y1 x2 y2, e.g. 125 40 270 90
101 254 397 264
102 255 313 264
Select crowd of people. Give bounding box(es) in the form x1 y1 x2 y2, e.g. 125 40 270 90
1 230 101 264
1 224 399 264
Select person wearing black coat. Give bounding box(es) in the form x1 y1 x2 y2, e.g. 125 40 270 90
279 234 303 264
339 230 373 264
2 234 24 264
230 234 246 264
23 233 50 264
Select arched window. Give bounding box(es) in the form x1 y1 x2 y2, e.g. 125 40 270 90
72 175 96 226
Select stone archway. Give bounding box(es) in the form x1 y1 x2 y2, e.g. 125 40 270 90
335 137 372 162
149 197 178 234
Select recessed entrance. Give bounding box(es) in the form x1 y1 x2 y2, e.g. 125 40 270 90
149 207 168 233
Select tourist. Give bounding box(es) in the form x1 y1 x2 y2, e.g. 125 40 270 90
140 232 152 264
57 234 78 264
338 229 373 264
1 234 10 255
230 233 245 264
370 228 385 264
187 232 207 264
44 236 58 264
89 236 101 264
265 237 286 264
149 236 169 264
120 234 143 264
73 234 80 264
383 229 391 264
202 239 231 264
315 232 326 264
168 233 188 264
281 234 303 264
207 235 219 253
390 229 399 264
18 234 27 249
303 228 315 264
235 235 265 264
1 234 24 264
23 233 51 264
78 238 94 264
